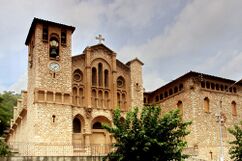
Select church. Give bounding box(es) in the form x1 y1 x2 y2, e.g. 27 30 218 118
6 18 242 160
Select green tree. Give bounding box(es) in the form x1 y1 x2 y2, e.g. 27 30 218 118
0 91 20 136
228 121 242 161
103 106 192 161
0 139 11 156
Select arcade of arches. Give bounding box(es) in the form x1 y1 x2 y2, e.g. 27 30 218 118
72 114 112 147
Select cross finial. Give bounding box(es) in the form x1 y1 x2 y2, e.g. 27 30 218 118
95 34 105 44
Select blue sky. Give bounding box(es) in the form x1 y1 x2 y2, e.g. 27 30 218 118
1 0 242 93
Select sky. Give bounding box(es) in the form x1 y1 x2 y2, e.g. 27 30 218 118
1 0 242 93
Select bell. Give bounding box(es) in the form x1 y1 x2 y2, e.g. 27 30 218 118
50 48 57 56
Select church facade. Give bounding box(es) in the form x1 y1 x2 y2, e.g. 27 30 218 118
6 18 144 156
6 18 242 160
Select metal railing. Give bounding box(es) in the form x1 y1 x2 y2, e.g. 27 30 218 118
8 142 114 156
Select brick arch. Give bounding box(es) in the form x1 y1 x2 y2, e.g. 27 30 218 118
91 58 111 89
73 114 85 133
90 58 111 70
91 116 111 129
204 97 210 113
231 101 237 116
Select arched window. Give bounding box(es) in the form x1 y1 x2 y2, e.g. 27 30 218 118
93 122 103 129
98 63 103 86
61 30 67 45
159 93 163 100
104 91 109 108
122 93 126 110
52 115 56 123
169 89 173 95
177 100 183 115
73 117 81 133
92 90 97 107
229 87 232 92
104 70 109 88
174 86 178 93
79 88 83 106
92 67 97 86
179 84 184 91
211 83 215 90
72 87 77 105
42 25 48 41
204 97 209 113
225 85 228 91
216 84 219 90
98 90 103 108
49 36 59 59
164 91 168 98
117 93 121 107
206 81 210 89
231 101 237 116
155 96 159 102
220 85 224 91
201 82 205 88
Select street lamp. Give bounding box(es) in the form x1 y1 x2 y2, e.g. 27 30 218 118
216 79 242 161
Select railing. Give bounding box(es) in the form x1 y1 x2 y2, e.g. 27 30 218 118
8 142 114 156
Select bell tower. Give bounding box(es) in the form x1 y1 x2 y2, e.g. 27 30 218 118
24 18 75 144
25 18 75 99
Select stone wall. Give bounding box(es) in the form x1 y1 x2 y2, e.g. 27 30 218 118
127 59 144 108
0 156 104 161
146 76 242 161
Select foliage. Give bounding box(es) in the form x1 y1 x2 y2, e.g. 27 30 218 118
0 139 11 156
228 121 242 161
0 91 20 136
103 106 192 161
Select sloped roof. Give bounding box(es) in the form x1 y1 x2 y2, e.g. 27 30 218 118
83 43 115 54
25 17 75 45
145 71 242 94
126 57 144 66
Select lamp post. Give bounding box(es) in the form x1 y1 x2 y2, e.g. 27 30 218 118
216 79 242 161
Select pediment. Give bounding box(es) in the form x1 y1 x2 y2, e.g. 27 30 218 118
84 43 116 56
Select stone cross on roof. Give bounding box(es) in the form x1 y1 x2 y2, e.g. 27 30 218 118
95 34 105 44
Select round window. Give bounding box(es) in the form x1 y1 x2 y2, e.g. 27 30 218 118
74 73 82 81
117 76 125 88
73 69 83 82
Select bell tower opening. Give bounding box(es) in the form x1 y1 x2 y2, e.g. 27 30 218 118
49 35 59 60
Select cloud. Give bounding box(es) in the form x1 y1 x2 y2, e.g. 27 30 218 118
119 0 242 60
143 71 166 92
220 51 242 80
105 0 159 29
2 0 242 92
8 72 27 94
115 0 242 90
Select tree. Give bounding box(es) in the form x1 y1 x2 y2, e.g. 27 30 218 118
103 106 192 161
0 139 11 156
228 121 242 161
0 91 20 136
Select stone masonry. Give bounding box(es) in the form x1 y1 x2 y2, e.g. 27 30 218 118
6 18 242 160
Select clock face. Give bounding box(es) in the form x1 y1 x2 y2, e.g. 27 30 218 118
49 62 60 72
